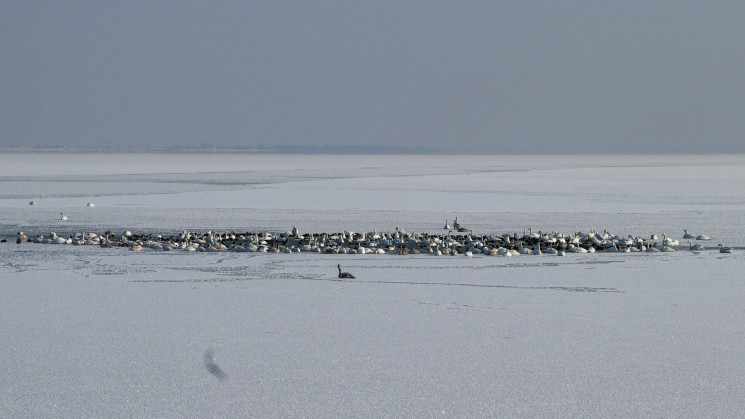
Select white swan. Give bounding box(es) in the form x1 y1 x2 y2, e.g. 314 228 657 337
29 201 36 206
60 213 68 221
645 245 660 253
87 202 95 207
662 234 678 246
687 240 704 251
682 230 694 239
443 219 451 230
696 235 711 241
516 243 531 255
718 244 733 254
602 238 617 252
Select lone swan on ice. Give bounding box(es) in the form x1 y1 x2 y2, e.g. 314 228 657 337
338 264 355 278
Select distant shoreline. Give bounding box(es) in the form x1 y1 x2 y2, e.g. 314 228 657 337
1 145 741 155
0 145 448 155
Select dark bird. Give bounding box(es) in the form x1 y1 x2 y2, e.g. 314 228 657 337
337 264 355 278
203 350 228 381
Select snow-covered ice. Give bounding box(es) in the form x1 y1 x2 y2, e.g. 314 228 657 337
1 154 745 417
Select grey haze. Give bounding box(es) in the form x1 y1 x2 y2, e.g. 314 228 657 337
2 1 744 153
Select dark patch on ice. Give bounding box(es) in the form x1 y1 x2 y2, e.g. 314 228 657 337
170 265 271 276
312 278 622 293
90 264 156 276
412 299 499 311
3 261 36 272
447 302 486 311
338 260 625 270
131 277 259 283
130 273 321 283
203 350 228 382
91 264 156 275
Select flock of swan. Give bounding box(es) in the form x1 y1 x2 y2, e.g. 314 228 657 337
7 223 735 255
20 204 733 255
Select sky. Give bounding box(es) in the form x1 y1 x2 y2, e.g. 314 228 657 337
2 1 744 154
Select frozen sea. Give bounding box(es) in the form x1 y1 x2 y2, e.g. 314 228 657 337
1 153 745 417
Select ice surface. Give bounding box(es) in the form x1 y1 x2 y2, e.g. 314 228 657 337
1 154 745 417
2 154 745 243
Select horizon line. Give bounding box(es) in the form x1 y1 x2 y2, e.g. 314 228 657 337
2 144 743 156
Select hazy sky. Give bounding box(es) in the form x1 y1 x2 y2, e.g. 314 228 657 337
2 1 744 153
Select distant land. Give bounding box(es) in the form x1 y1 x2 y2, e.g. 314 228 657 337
0 144 448 154
2 144 741 155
